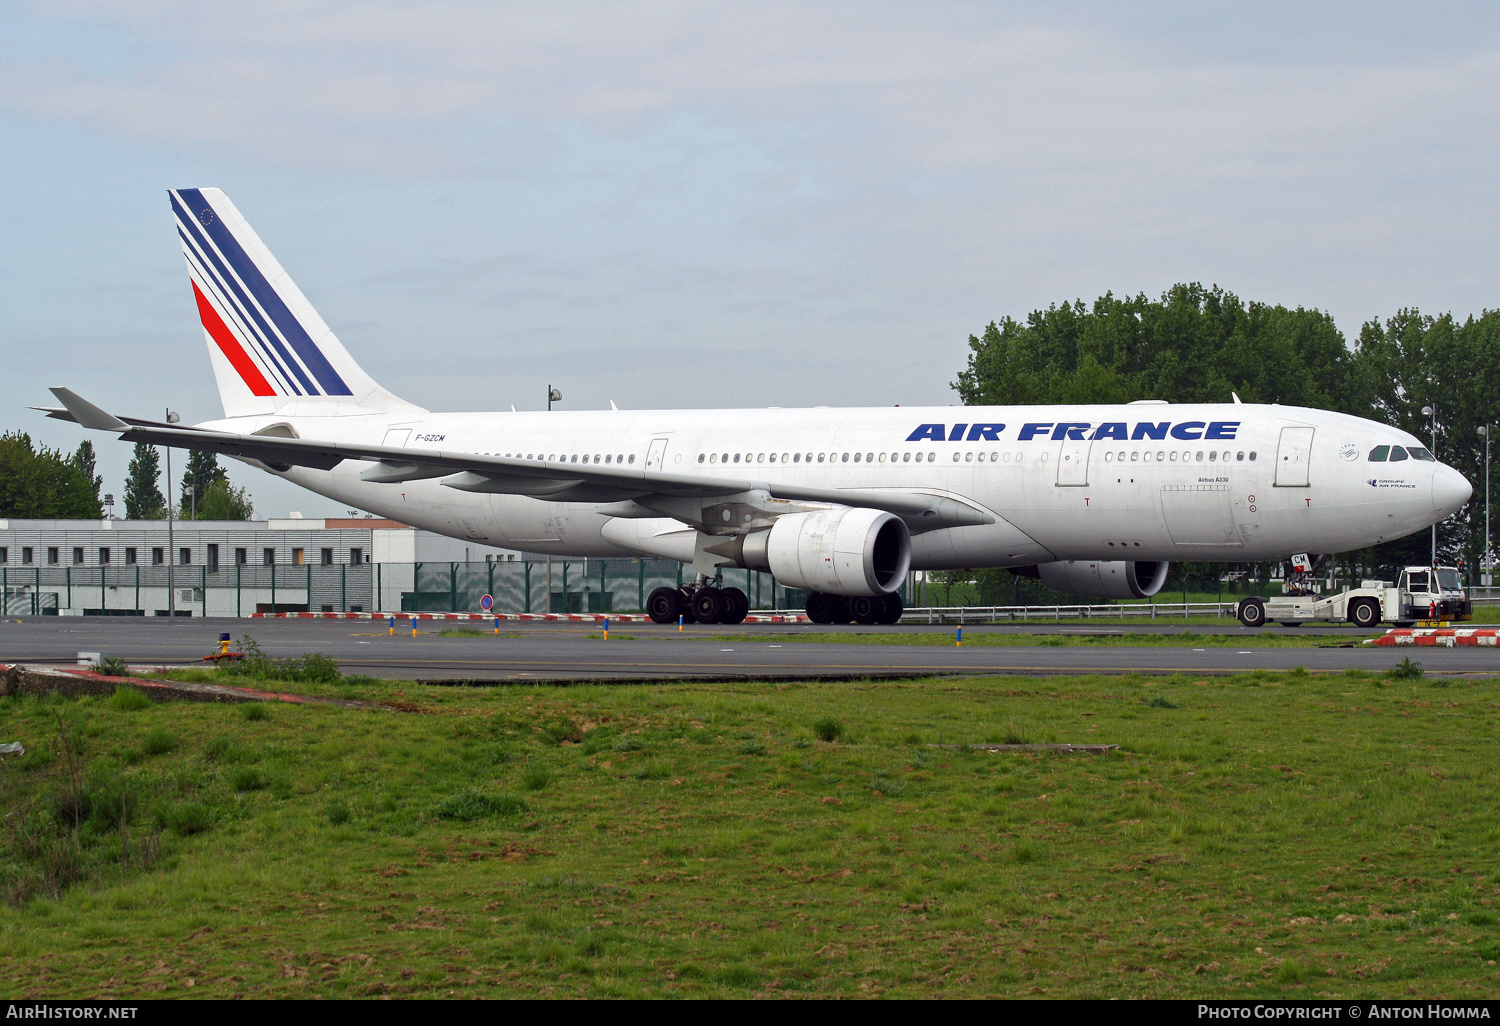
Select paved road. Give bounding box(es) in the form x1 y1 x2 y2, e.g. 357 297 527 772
0 616 1490 682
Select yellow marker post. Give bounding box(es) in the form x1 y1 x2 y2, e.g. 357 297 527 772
603 616 610 641
679 614 684 632
389 616 395 637
412 618 418 638
956 626 963 648
494 616 500 636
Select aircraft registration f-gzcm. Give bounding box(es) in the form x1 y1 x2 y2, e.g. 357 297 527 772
40 188 1472 624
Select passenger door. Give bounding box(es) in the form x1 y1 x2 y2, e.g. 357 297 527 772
645 438 669 472
1275 427 1314 487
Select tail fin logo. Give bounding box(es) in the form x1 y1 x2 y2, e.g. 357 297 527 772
172 187 352 399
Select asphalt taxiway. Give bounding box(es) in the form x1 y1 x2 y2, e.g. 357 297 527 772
0 616 1490 682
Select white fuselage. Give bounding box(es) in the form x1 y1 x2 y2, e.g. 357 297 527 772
203 401 1469 569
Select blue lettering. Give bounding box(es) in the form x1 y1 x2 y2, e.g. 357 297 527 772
949 423 969 441
906 424 946 442
1170 421 1206 440
1018 423 1054 441
1090 422 1127 441
1132 422 1168 440
966 423 1005 441
1052 422 1091 441
1205 421 1240 440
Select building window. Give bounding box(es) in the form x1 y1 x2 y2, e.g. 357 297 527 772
179 548 191 565
320 547 333 566
125 548 137 565
22 547 33 564
99 547 110 564
72 548 84 565
0 547 7 564
207 544 219 571
263 547 275 566
151 547 164 565
350 548 363 565
47 547 59 565
235 548 247 565
292 548 305 566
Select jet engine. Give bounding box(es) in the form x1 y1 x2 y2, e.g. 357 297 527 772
738 507 911 597
1018 560 1170 600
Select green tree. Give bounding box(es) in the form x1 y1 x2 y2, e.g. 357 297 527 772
179 449 229 519
123 442 166 519
954 283 1369 415
196 477 255 521
0 432 104 518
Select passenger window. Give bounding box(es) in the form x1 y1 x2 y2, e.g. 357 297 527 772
698 454 705 463
793 453 801 463
818 454 825 463
1130 452 1138 462
853 453 861 463
1196 452 1204 461
964 452 973 462
842 453 849 463
1236 452 1244 461
628 454 635 463
1368 445 1390 462
903 453 911 463
1389 446 1409 462
733 454 740 463
1249 451 1257 461
1209 451 1217 461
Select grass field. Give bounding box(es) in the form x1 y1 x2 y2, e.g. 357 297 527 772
2 666 1499 998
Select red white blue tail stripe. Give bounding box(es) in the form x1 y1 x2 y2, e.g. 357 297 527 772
171 188 352 397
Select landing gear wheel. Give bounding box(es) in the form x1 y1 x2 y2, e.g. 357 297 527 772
720 587 749 625
850 595 885 625
876 591 904 624
690 587 726 624
827 596 852 625
1237 597 1266 628
806 592 836 624
678 587 699 624
646 586 681 624
1350 599 1380 629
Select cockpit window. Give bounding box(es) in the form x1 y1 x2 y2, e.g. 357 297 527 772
1389 446 1409 462
1437 569 1462 591
1408 447 1436 461
1368 445 1390 462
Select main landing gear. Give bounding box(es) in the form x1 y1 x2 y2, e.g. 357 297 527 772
806 591 904 625
646 581 750 625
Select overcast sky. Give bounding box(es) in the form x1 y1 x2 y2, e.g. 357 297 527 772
4 2 1499 517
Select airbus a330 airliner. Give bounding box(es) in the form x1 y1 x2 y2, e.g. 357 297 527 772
39 188 1472 624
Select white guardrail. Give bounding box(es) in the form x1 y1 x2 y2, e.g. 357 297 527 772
751 602 1242 623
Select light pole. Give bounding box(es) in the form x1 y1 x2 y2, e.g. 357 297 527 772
1423 405 1436 565
186 484 196 522
165 409 180 619
547 385 562 411
1482 425 1493 597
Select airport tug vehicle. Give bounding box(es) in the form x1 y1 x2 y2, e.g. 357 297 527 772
1236 557 1471 628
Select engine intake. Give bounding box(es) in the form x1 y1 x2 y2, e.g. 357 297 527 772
741 508 911 597
1020 560 1170 600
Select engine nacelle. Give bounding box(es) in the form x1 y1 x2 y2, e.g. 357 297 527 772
741 508 911 597
1024 560 1170 600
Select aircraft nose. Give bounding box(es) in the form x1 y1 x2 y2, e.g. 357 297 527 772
1433 465 1472 517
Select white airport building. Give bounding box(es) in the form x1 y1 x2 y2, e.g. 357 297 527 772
0 517 803 617
0 517 528 617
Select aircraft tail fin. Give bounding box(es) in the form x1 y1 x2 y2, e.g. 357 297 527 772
169 188 424 419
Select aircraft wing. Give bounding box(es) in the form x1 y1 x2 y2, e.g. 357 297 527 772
46 389 993 530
